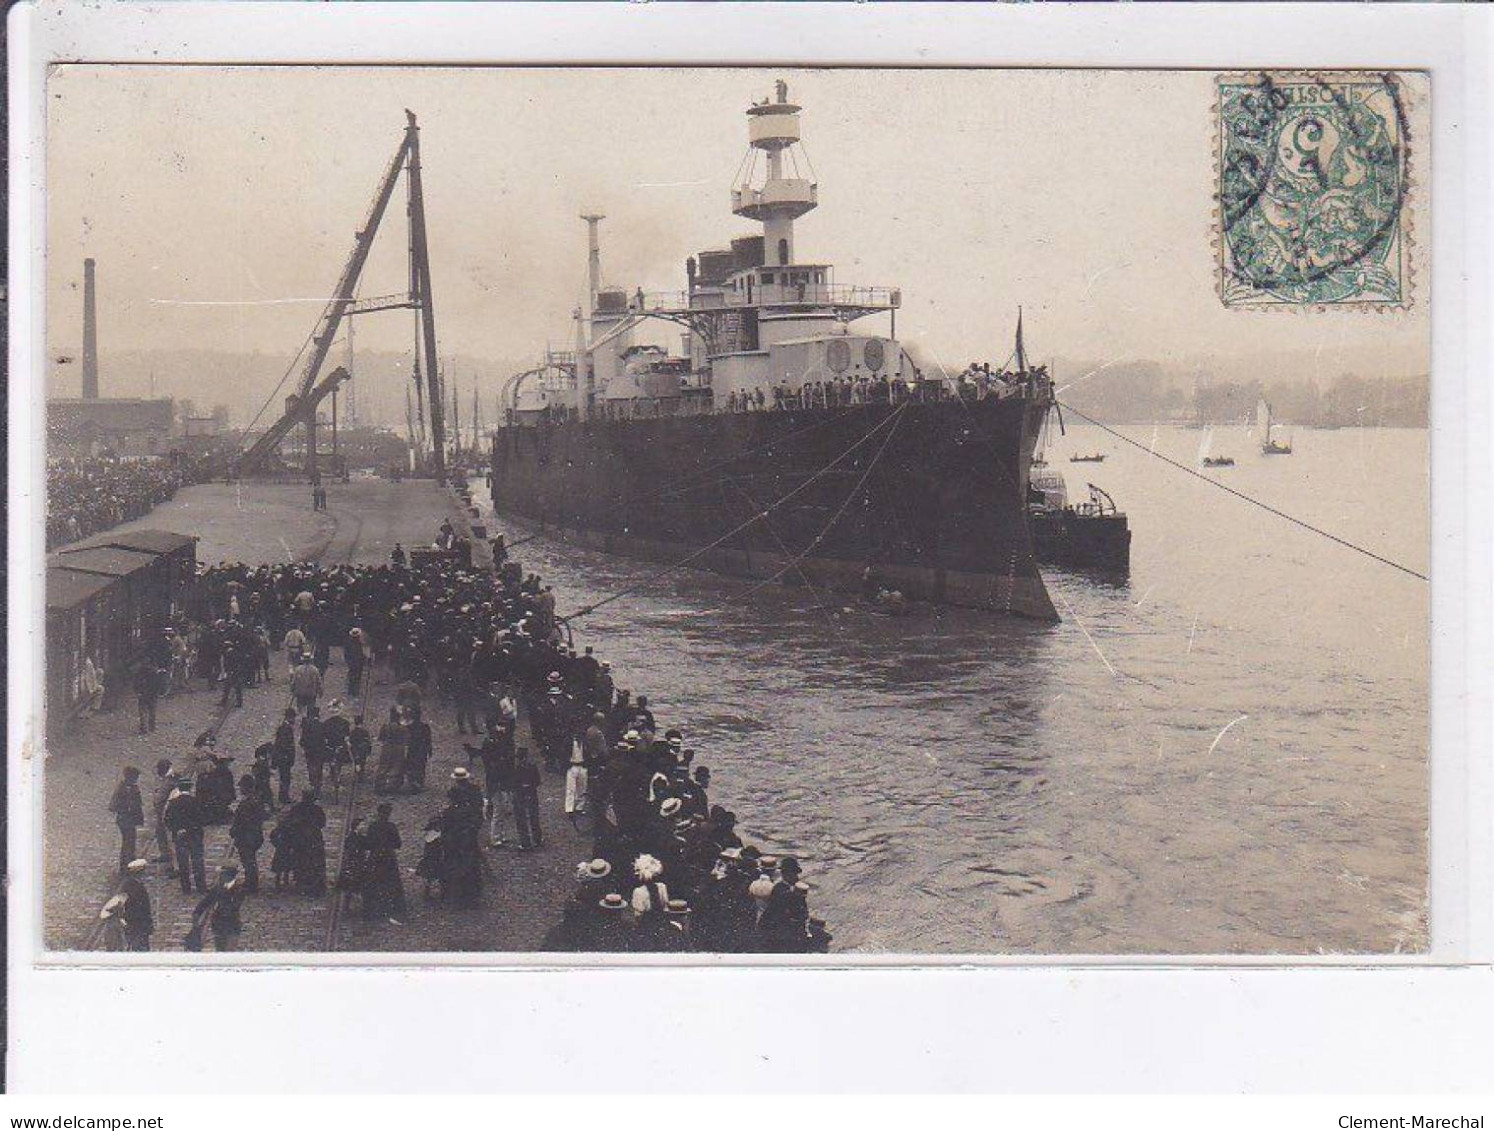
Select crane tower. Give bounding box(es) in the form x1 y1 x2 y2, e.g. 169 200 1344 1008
238 111 447 483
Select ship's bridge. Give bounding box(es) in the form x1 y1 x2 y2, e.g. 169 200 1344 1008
638 276 900 319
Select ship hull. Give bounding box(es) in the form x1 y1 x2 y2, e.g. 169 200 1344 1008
1030 510 1132 574
490 398 1058 621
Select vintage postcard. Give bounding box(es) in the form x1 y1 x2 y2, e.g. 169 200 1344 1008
37 65 1430 961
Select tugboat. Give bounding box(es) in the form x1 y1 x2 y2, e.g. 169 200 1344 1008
1027 466 1131 573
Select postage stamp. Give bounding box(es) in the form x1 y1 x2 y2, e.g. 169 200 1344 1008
1216 71 1411 308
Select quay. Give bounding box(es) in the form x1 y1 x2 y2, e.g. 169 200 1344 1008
45 476 824 954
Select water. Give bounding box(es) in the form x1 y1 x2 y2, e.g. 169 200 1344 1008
476 424 1429 954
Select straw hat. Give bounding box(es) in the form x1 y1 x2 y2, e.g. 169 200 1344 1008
579 858 613 880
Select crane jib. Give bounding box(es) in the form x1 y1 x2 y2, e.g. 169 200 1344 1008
240 111 447 483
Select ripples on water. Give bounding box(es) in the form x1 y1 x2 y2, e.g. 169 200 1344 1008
478 425 1429 954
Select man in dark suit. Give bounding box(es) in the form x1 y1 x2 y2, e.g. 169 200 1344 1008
300 705 327 795
107 766 145 874
272 707 297 803
163 779 207 895
228 776 268 894
512 748 543 850
133 660 161 734
118 859 154 951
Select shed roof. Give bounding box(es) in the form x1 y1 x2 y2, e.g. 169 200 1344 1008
46 567 117 611
48 545 159 577
75 529 196 556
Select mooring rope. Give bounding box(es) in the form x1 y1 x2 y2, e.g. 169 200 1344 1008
1057 401 1428 583
559 405 908 623
720 402 909 608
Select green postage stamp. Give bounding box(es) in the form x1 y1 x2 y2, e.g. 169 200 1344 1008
1216 72 1411 308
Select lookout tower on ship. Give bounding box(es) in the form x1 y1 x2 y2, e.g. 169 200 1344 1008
507 80 908 423
735 79 818 269
635 81 903 411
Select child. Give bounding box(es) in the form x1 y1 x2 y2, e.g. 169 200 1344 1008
251 744 276 812
349 715 373 776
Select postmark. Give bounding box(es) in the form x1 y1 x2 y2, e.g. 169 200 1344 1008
1216 71 1410 308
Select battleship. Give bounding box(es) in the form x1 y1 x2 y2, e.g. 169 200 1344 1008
489 82 1058 621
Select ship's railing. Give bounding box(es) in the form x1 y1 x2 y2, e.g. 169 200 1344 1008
638 284 900 316
502 369 1047 427
723 372 1032 413
732 180 816 212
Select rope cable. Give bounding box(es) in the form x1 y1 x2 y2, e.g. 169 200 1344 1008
720 402 908 607
1057 401 1428 582
731 485 840 630
799 139 818 184
240 322 321 446
559 405 907 622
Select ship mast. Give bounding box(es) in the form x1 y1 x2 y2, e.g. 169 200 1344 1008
447 359 459 462
734 79 816 267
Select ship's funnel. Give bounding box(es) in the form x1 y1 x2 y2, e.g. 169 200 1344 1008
581 212 605 315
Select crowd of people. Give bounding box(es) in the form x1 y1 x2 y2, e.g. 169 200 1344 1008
720 362 1039 415
46 456 188 549
100 517 829 954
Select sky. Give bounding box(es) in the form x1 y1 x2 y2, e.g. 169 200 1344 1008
45 65 1430 422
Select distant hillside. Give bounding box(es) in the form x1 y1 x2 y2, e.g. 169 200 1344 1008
1052 354 1429 428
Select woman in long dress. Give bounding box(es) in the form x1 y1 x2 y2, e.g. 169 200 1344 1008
284 790 327 896
335 817 370 914
361 803 409 923
439 801 484 909
374 706 408 794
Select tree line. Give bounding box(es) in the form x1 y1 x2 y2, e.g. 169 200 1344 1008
1058 361 1428 427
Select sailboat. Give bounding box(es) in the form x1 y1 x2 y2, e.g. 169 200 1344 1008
1199 425 1235 466
1258 398 1293 455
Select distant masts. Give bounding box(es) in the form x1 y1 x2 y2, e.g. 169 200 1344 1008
344 315 358 425
82 258 99 400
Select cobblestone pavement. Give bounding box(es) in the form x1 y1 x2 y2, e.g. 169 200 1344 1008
46 478 588 955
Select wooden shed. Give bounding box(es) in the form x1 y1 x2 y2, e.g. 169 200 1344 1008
46 528 197 734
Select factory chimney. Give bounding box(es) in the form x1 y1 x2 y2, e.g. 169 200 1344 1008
81 258 99 400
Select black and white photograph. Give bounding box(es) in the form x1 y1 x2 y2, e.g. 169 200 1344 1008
33 63 1437 959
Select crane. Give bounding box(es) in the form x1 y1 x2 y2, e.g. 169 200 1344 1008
244 366 353 472
238 111 448 483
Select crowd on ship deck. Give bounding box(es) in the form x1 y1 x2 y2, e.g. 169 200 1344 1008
95 522 828 954
719 363 1035 414
46 456 191 549
502 359 1046 430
